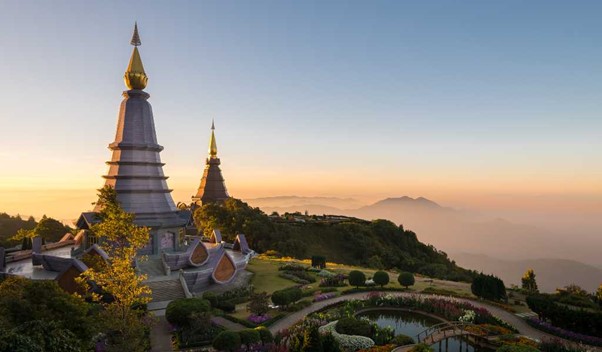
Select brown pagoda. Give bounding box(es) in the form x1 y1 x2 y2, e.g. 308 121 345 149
192 121 230 205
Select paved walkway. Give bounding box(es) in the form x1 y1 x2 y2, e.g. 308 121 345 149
150 313 174 352
268 292 577 345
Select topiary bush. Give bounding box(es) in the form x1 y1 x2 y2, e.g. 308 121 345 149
271 287 303 307
239 328 261 346
255 326 274 344
373 271 390 287
348 271 366 288
165 298 211 327
335 317 373 337
398 272 415 289
213 331 241 352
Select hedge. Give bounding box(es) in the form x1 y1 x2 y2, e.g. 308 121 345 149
165 298 211 327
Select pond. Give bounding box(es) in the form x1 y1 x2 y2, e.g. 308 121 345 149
356 309 493 352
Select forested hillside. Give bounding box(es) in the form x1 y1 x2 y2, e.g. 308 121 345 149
0 213 71 248
194 198 475 282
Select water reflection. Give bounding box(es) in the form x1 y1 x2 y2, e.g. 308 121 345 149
357 310 492 352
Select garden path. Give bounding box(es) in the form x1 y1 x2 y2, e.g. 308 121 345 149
268 292 588 348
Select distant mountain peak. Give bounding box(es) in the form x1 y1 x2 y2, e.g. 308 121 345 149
373 196 441 208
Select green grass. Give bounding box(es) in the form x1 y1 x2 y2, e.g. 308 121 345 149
244 257 530 316
247 256 475 296
246 258 297 293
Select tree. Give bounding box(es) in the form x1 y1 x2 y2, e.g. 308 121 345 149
398 272 415 289
471 273 507 301
596 284 602 304
247 292 270 316
76 186 152 352
373 271 390 288
348 270 366 288
521 269 538 294
0 276 96 346
10 215 71 243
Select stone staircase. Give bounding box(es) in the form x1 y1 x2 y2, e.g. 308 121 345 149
146 279 186 303
137 257 165 277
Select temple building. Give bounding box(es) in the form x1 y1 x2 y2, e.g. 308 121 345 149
77 24 188 255
1 24 253 299
192 121 230 206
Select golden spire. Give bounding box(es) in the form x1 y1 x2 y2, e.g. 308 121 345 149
209 119 218 158
124 22 148 90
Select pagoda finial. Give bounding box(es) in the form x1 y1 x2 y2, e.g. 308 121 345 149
130 22 141 47
124 22 148 90
209 120 218 158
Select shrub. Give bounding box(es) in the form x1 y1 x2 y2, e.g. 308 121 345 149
217 300 236 313
348 271 366 288
239 328 261 346
398 272 415 289
322 332 341 352
472 273 507 301
320 275 347 287
372 325 395 345
271 287 303 307
336 317 373 337
318 270 335 277
166 298 211 327
279 263 308 271
373 271 389 287
391 334 415 346
202 291 218 307
255 326 274 344
213 331 241 351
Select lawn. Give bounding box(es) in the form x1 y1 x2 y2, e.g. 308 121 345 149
245 256 529 314
246 257 298 293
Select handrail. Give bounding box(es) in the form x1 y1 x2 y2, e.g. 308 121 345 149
416 322 474 343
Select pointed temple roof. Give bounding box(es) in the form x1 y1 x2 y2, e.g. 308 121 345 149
90 23 186 229
192 121 230 205
124 23 148 90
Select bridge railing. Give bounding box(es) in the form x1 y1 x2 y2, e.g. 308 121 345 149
416 321 474 343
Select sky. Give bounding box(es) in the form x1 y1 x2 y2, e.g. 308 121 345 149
0 0 601 224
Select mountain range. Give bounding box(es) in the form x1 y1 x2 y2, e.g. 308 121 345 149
245 195 602 293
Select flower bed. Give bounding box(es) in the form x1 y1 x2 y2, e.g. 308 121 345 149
248 314 271 324
319 321 375 351
314 293 337 302
526 318 602 347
